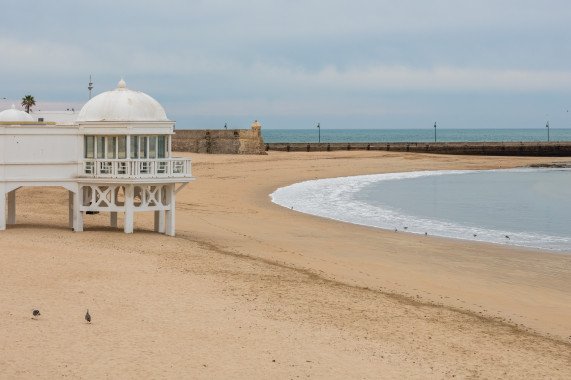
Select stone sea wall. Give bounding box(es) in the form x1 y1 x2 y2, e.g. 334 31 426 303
264 141 571 156
173 122 266 155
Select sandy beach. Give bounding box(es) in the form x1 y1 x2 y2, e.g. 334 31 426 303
1 150 570 379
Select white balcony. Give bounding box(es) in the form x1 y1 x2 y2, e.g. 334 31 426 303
82 158 192 178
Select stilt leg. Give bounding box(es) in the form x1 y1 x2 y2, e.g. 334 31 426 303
124 185 134 234
154 211 164 233
0 189 6 231
68 190 74 228
7 190 16 225
73 189 83 232
110 212 118 228
165 184 176 236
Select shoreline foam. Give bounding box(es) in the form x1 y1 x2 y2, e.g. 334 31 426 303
270 168 571 253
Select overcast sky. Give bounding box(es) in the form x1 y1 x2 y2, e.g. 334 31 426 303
1 0 570 129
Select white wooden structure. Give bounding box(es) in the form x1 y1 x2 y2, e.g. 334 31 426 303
0 79 194 236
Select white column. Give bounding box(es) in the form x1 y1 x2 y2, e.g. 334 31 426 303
126 135 131 160
7 190 16 225
68 190 74 228
165 184 176 236
124 185 134 234
110 212 118 228
168 135 172 158
0 187 6 231
154 211 164 233
73 188 83 232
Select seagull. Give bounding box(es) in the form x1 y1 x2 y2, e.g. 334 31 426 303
473 234 477 238
403 226 408 231
394 228 398 232
32 309 41 318
85 309 91 323
424 232 428 236
505 235 510 240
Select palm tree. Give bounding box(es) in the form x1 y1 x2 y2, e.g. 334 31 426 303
21 95 36 113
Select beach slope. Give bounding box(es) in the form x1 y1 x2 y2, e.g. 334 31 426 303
0 151 569 379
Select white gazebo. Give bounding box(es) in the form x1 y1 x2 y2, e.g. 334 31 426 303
0 79 194 236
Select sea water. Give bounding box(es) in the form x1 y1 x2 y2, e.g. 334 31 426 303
270 168 571 253
262 128 571 143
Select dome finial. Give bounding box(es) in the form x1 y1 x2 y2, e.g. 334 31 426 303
118 77 126 89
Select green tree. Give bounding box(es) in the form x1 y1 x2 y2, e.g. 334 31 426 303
21 95 36 113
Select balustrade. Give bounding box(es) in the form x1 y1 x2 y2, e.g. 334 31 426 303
82 158 192 178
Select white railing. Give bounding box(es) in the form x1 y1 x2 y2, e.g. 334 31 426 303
82 158 192 178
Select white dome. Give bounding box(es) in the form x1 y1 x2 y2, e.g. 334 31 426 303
0 104 34 122
76 78 169 122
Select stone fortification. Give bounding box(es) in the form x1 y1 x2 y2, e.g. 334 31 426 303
173 121 266 155
265 141 571 157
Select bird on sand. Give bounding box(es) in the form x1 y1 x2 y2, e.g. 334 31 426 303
403 226 408 231
32 309 41 318
85 309 91 323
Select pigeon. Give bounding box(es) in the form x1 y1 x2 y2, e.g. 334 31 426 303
32 309 41 318
85 309 91 323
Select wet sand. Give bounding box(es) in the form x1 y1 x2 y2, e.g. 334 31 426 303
0 151 570 379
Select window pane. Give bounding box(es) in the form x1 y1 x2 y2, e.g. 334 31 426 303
107 137 116 159
97 136 105 159
158 136 166 158
139 136 148 159
149 136 157 159
84 136 94 159
118 136 126 159
130 136 138 159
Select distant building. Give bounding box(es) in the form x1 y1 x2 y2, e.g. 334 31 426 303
0 79 194 235
30 110 81 123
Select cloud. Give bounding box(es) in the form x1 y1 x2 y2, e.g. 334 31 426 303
2 0 570 129
0 38 92 75
169 97 405 117
220 62 571 94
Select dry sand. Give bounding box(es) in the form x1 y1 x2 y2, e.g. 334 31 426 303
1 151 570 379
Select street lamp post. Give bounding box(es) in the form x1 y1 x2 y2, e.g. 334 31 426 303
546 121 550 142
317 123 321 143
434 122 437 142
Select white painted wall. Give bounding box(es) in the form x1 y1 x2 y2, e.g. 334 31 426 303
0 124 79 181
